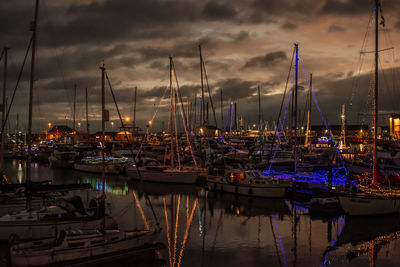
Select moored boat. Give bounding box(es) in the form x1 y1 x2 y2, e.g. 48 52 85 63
207 170 290 198
74 156 128 174
0 196 117 242
10 228 162 266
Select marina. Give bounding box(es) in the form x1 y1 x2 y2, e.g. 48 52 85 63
1 0 400 265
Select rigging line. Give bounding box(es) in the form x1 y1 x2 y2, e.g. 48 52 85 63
145 193 160 229
132 191 150 231
172 194 181 267
299 54 347 169
268 74 293 171
272 215 287 267
171 60 188 127
176 92 199 168
136 86 169 162
177 198 199 267
104 70 143 181
173 85 181 169
320 218 346 267
269 217 283 267
378 58 396 113
360 70 374 126
348 8 375 112
202 60 218 127
269 47 295 158
163 197 173 267
223 103 232 132
171 60 198 168
0 36 33 142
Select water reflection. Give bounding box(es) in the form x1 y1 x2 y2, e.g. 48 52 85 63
2 159 400 266
324 215 400 266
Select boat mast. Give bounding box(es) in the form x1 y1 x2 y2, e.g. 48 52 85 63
341 104 346 149
258 84 261 130
26 0 39 210
193 93 197 130
373 0 379 183
309 74 312 150
187 97 190 130
73 83 76 131
133 86 137 126
100 64 106 231
85 87 89 138
305 74 312 151
220 88 223 131
1 47 9 171
294 43 299 174
199 45 205 126
15 114 18 150
169 56 174 169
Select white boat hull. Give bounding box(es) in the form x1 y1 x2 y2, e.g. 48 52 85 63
126 167 201 184
339 195 400 216
0 216 116 242
11 230 160 266
207 179 288 198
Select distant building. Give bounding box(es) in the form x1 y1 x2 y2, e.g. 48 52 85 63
47 125 74 140
390 114 400 139
195 125 221 137
310 124 369 139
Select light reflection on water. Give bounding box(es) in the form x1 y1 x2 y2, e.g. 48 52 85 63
1 159 400 266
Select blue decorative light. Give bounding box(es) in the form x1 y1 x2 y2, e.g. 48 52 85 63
272 214 287 267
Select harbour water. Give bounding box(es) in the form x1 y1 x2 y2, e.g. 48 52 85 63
1 159 400 266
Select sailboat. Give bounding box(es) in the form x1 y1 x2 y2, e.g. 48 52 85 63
206 168 291 198
338 0 400 215
263 44 348 193
127 56 207 184
10 64 162 266
0 0 117 242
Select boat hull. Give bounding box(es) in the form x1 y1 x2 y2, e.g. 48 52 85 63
339 195 400 216
74 163 122 174
207 179 288 198
0 199 46 217
0 216 117 242
11 230 161 266
126 167 200 184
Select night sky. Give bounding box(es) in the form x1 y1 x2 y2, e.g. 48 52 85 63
1 0 400 132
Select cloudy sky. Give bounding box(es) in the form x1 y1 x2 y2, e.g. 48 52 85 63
1 0 400 132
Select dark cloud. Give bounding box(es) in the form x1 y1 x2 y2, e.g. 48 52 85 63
310 67 400 125
131 86 166 99
2 0 400 132
215 78 257 100
252 0 318 20
281 21 297 30
138 37 218 61
242 51 287 69
235 31 251 41
202 2 237 21
320 0 371 15
328 24 345 32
